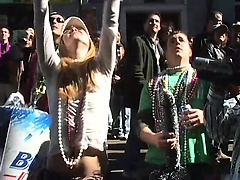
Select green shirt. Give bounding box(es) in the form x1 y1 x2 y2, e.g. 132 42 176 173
139 72 213 165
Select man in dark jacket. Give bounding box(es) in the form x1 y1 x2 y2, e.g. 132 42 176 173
123 11 165 178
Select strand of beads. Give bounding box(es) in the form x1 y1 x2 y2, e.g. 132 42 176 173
151 69 198 167
152 76 164 132
180 103 188 166
166 65 188 71
186 75 198 103
181 70 198 167
171 72 187 99
73 95 86 163
170 73 189 167
152 71 187 133
58 95 86 169
67 99 82 156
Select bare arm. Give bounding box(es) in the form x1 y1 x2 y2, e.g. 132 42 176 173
136 83 178 150
33 0 60 78
140 126 156 146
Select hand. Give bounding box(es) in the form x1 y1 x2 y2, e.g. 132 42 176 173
153 132 178 151
181 109 205 131
112 74 121 83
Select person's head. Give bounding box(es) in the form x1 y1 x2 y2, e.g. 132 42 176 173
24 28 35 48
0 27 10 43
144 12 161 38
166 31 192 68
57 17 97 100
58 16 95 60
116 42 125 61
212 24 228 45
50 12 65 38
206 11 223 32
159 21 174 43
117 32 122 44
230 22 240 46
188 36 194 49
115 32 124 62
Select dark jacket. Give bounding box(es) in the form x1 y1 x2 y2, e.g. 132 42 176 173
0 44 21 86
197 42 234 84
124 34 165 109
204 43 229 60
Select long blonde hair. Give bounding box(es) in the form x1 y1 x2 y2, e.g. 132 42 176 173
57 38 98 100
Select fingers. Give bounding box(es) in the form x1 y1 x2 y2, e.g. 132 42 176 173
155 132 178 150
182 118 205 130
181 117 198 126
183 109 202 116
170 138 179 149
181 113 198 121
157 138 178 150
181 109 204 130
161 132 175 139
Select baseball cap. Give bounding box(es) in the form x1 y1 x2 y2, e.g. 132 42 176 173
61 17 89 35
232 21 240 27
212 24 228 34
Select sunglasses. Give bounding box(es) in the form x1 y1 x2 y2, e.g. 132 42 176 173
29 35 34 40
1 31 8 34
50 17 64 24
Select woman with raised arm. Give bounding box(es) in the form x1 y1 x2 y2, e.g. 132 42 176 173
33 0 120 179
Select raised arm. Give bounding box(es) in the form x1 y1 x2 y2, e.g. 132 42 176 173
97 0 120 76
33 0 60 78
204 87 240 143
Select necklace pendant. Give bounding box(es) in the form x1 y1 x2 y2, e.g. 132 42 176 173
68 158 75 169
69 164 74 169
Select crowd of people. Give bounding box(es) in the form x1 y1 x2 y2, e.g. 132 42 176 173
1 0 240 179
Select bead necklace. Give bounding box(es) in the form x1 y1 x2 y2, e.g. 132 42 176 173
151 67 198 165
58 93 86 169
180 69 198 166
152 71 187 132
169 72 188 105
166 65 188 71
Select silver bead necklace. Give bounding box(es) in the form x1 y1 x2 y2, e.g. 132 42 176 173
166 65 188 71
57 94 86 169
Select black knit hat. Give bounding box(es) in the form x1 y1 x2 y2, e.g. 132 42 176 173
50 11 65 20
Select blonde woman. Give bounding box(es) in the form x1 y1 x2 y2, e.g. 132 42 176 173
33 0 120 179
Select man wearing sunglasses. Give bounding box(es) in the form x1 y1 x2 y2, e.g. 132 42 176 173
50 12 65 49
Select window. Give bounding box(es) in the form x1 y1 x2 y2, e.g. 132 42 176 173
235 0 240 21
